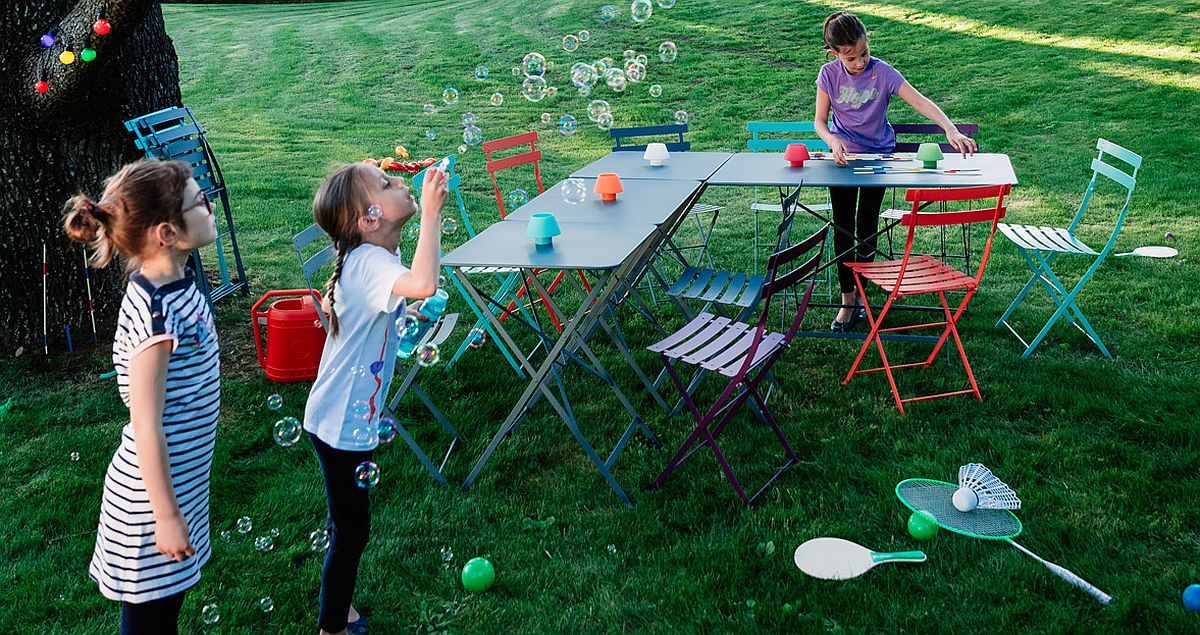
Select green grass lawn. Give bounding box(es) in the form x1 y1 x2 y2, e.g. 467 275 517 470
4 0 1200 631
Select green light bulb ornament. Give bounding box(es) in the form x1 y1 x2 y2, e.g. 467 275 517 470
81 48 97 62
916 143 944 169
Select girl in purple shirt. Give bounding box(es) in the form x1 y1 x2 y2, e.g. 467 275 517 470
814 11 978 331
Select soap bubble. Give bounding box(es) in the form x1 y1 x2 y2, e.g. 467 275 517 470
441 545 455 566
424 129 437 141
599 5 618 21
309 527 330 551
657 0 675 6
273 416 302 447
577 85 592 97
259 597 274 613
441 217 458 235
559 114 578 136
541 112 553 125
511 66 520 76
423 103 436 115
473 65 489 81
201 604 220 625
605 69 627 92
236 516 252 534
458 144 468 154
489 92 504 107
508 188 530 209
562 34 580 52
570 62 599 89
597 112 614 130
354 461 380 489
367 204 382 220
594 59 610 74
396 313 419 339
578 30 591 42
522 76 548 102
607 543 618 555
461 112 477 127
351 365 369 379
416 343 441 367
254 535 274 552
406 223 420 240
546 60 555 72
220 530 231 541
659 41 677 63
463 124 483 146
350 400 371 420
270 528 280 538
522 52 546 78
675 110 690 125
70 451 80 462
636 53 648 66
266 394 284 410
561 178 588 204
631 0 653 23
623 49 637 62
467 328 487 349
587 99 611 122
378 417 397 444
625 62 646 83
547 86 559 98
442 87 459 105
649 84 663 97
352 425 377 447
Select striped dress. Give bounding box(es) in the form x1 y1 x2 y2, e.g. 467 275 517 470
89 271 220 603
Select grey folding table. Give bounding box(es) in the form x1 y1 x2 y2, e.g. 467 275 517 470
571 151 734 181
445 220 665 506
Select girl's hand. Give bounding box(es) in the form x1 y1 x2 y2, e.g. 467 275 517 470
420 168 449 217
828 138 850 166
946 130 978 158
155 514 196 563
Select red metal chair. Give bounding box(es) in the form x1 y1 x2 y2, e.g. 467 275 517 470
646 222 829 507
843 184 1010 414
483 131 590 332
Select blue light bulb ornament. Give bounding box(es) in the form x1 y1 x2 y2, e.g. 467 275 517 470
40 33 57 47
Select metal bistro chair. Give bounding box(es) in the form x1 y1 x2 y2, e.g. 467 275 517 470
125 106 249 303
292 224 463 485
646 223 829 507
995 139 1142 359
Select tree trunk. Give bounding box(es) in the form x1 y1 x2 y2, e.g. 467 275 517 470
0 1 181 353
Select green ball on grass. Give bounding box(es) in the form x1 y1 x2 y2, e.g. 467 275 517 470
907 510 940 541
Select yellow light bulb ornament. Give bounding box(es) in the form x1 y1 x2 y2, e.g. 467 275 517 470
60 50 76 65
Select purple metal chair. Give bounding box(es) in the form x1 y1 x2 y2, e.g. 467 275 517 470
646 222 829 506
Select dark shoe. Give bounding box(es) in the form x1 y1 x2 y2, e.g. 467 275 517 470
347 611 370 634
831 315 855 332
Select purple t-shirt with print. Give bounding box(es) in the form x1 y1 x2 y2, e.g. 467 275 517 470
816 56 906 153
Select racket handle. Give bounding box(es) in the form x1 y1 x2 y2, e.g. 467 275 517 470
1009 541 1113 605
871 550 927 564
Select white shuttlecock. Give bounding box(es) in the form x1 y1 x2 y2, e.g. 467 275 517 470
953 463 1021 512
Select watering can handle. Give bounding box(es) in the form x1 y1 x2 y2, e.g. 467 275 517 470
251 289 323 369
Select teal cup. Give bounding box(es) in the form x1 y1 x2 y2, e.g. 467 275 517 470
526 212 561 246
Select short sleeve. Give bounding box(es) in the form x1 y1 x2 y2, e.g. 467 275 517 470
126 296 178 359
884 62 906 95
348 245 411 315
815 63 833 96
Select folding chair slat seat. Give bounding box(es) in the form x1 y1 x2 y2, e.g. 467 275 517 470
995 138 1141 359
647 219 830 507
292 224 463 485
844 184 1010 414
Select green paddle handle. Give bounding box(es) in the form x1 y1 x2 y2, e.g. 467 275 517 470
871 550 927 564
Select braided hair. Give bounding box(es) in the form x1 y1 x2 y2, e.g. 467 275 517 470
312 163 375 338
822 11 868 55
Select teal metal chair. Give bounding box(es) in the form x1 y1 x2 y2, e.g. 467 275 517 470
995 138 1142 359
124 106 248 304
411 155 527 376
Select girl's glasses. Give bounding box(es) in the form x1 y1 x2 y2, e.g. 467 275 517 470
184 191 213 215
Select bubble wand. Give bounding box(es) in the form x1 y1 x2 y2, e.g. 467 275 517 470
43 241 49 355
82 246 98 341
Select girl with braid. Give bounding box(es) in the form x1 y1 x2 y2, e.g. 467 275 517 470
302 162 447 635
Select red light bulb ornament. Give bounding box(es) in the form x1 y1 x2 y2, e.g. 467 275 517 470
35 79 49 94
94 8 111 36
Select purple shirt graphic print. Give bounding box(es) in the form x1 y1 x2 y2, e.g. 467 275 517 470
816 56 907 153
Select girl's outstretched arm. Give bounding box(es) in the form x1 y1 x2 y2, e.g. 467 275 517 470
392 167 448 299
129 341 196 563
896 81 979 157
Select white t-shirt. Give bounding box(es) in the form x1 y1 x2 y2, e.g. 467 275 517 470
304 243 409 451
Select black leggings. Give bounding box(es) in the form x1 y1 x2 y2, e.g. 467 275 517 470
120 591 185 635
309 432 374 633
829 186 887 294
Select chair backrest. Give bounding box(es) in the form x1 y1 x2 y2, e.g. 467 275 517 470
610 123 690 152
125 106 227 201
1068 139 1141 255
891 123 979 152
483 131 544 218
746 121 830 152
293 223 334 332
412 154 478 238
899 184 1011 288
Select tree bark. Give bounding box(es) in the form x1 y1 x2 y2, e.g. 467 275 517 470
0 1 181 352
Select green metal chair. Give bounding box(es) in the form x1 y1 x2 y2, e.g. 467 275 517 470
995 138 1142 358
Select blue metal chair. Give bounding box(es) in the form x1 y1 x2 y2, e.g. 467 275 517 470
411 156 528 376
292 223 464 485
124 106 248 303
995 139 1142 359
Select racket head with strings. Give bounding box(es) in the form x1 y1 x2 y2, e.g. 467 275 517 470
896 479 1023 540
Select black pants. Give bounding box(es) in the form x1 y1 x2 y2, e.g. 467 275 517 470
829 186 887 294
309 432 374 633
120 591 185 635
